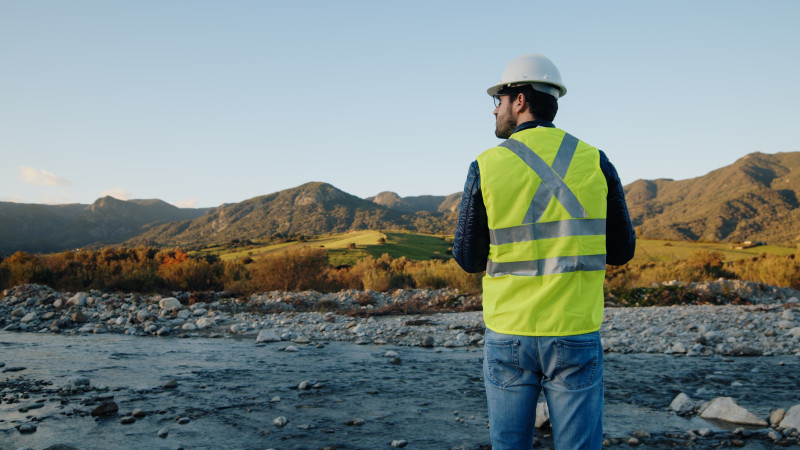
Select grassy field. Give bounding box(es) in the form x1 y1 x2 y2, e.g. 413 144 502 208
632 239 796 263
192 230 453 266
192 231 795 267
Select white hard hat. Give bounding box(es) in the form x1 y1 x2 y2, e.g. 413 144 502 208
487 54 567 99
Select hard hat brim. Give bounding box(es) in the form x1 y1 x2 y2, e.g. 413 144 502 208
486 82 567 99
487 81 566 99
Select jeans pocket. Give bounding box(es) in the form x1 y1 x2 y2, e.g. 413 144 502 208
484 339 522 388
555 338 599 390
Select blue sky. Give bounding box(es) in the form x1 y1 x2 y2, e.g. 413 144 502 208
2 1 798 208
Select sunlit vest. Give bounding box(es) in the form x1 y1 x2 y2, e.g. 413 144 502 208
476 127 608 336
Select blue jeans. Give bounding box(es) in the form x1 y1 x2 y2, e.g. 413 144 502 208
483 329 603 450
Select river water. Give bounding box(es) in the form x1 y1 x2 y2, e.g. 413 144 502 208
1 331 799 449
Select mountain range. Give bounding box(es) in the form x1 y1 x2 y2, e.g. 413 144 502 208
1 151 798 254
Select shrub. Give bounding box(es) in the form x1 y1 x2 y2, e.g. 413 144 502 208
248 247 330 292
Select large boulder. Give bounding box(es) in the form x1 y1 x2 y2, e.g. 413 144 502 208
699 397 767 426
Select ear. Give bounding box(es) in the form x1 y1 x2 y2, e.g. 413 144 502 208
513 93 528 114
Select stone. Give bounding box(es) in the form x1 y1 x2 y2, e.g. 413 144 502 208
71 310 88 324
181 323 198 331
159 297 182 310
17 423 37 433
91 401 119 417
779 404 800 431
298 380 313 390
781 309 795 321
632 430 650 438
256 330 281 343
119 415 136 424
20 312 37 323
158 428 169 438
346 418 366 426
132 408 146 418
162 379 178 389
293 335 311 344
391 440 408 448
699 397 768 426
788 327 800 338
777 320 794 329
627 437 640 445
770 408 786 425
273 416 288 427
67 292 88 306
12 307 26 317
195 317 215 329
669 393 696 416
384 350 400 358
535 401 550 428
178 417 191 424
69 376 90 386
420 336 435 347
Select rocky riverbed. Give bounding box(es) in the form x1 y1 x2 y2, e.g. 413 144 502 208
2 281 800 449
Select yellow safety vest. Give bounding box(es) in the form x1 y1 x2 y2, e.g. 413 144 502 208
476 127 608 336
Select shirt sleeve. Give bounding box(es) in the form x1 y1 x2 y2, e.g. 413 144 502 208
599 150 636 265
453 160 490 273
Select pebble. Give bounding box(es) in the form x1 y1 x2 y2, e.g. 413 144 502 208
158 428 169 438
391 439 409 447
119 415 136 424
162 379 178 389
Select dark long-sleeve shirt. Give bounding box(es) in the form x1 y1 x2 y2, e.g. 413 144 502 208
453 121 636 273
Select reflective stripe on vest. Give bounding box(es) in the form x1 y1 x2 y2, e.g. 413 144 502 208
489 218 606 245
486 254 606 277
498 134 587 221
488 135 605 278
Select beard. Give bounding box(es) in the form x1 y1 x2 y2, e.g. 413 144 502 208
494 112 516 139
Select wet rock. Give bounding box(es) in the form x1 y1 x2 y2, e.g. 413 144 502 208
119 415 136 424
346 418 366 426
178 417 191 424
273 416 288 427
158 428 169 438
2 366 26 373
91 401 119 417
17 423 37 433
632 430 650 438
298 380 313 390
132 408 147 418
420 336 435 347
20 311 37 323
669 392 697 416
779 404 800 431
699 397 768 426
627 437 640 445
391 439 409 447
162 379 179 389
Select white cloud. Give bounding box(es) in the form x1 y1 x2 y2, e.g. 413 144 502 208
18 166 70 187
100 187 131 200
173 197 198 208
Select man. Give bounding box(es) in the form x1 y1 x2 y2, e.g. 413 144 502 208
453 54 636 449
